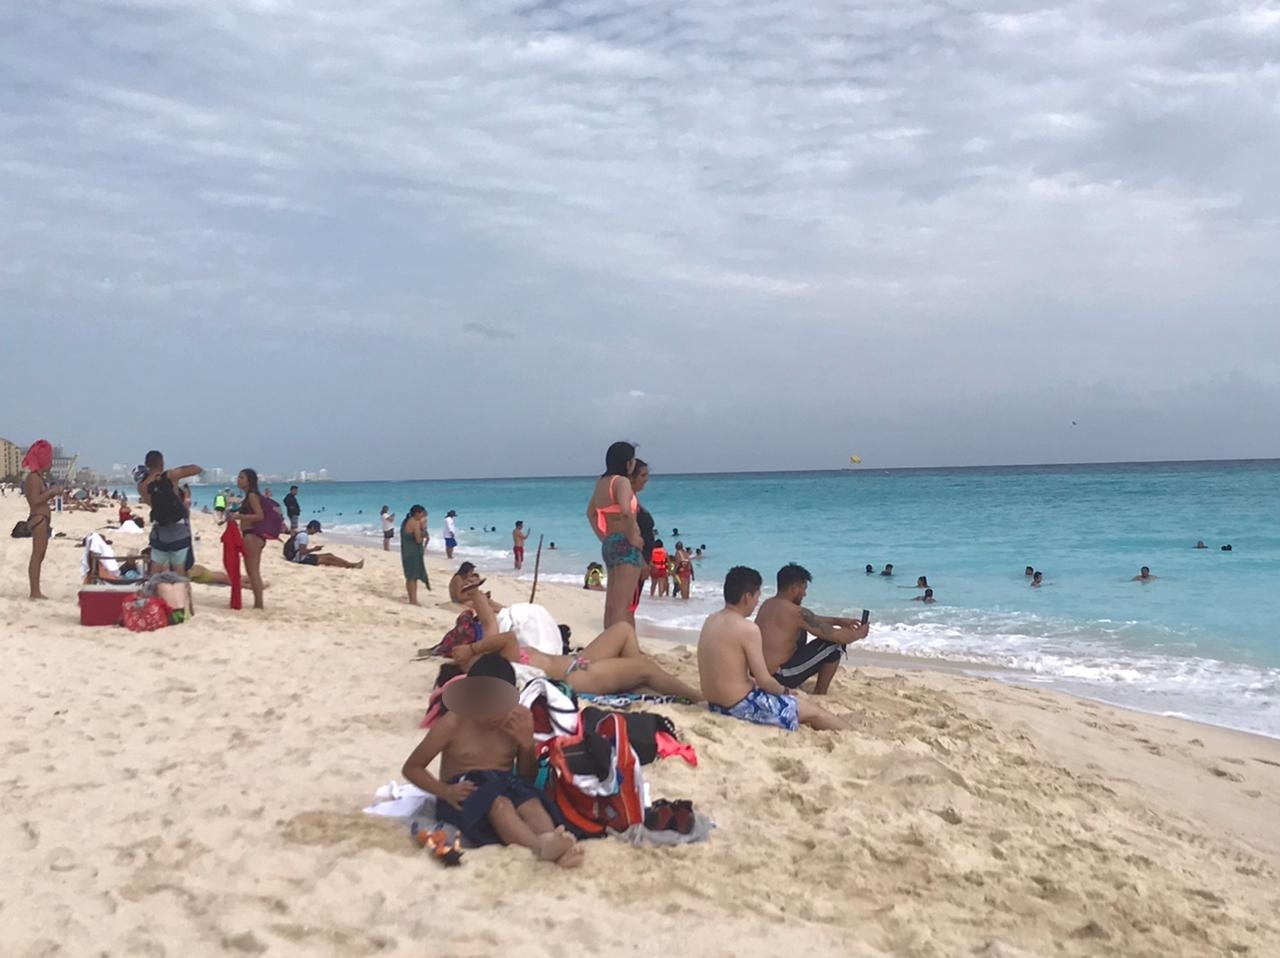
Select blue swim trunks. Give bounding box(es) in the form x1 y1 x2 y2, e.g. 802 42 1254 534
435 770 561 847
709 687 800 732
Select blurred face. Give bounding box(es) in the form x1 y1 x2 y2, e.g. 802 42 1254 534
632 466 649 491
237 472 248 491
785 581 808 604
744 589 761 616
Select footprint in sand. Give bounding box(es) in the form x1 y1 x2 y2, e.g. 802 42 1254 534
1209 766 1245 783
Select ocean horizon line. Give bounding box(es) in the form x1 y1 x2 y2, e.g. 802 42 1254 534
191 455 1280 486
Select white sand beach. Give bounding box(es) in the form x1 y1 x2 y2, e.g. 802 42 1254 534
4 497 1280 957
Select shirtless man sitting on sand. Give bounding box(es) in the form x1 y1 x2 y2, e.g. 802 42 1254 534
699 566 849 731
401 652 583 867
453 590 703 702
756 563 869 695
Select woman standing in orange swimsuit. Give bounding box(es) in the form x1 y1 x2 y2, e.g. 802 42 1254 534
587 441 645 630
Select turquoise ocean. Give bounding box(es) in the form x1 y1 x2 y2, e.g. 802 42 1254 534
196 461 1280 738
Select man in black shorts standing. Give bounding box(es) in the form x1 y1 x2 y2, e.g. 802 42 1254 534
755 563 869 695
284 485 301 532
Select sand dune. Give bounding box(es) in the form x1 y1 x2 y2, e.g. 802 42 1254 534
2 498 1279 957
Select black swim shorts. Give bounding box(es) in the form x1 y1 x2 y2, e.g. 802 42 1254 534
773 638 844 689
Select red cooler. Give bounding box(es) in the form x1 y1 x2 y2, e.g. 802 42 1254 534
78 585 141 626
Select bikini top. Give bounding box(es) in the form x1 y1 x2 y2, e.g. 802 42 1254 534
595 476 638 535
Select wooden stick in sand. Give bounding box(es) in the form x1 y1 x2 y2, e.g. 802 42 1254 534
529 534 545 603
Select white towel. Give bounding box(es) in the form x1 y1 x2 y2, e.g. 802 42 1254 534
81 532 120 577
363 781 436 820
498 602 563 656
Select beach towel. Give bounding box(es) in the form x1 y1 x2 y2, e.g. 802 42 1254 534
577 692 683 709
363 781 436 820
221 520 245 610
520 677 581 745
430 611 479 657
613 812 714 847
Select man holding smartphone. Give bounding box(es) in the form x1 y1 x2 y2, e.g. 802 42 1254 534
756 563 870 695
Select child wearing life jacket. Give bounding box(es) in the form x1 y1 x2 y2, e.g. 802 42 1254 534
401 653 584 868
649 540 669 597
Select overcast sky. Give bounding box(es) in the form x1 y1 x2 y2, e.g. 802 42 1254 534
2 1 1278 479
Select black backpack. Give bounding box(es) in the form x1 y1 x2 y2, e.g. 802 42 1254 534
147 476 186 526
580 706 677 766
10 520 31 539
282 536 298 561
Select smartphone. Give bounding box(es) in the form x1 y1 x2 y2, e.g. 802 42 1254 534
860 608 870 625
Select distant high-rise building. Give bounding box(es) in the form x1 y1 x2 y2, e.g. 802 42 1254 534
318 468 329 481
0 437 23 480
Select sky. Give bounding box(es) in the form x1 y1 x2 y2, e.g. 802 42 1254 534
2 1 1278 479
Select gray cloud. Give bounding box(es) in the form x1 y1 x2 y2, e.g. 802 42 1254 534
1 0 1277 477
464 322 516 340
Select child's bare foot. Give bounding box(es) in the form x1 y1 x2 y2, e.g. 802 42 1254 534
535 827 577 864
555 843 585 869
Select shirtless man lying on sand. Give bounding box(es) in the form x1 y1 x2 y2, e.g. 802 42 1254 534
402 652 583 867
699 566 849 731
453 589 703 701
756 563 869 695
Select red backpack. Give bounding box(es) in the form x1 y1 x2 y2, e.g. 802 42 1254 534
542 713 646 838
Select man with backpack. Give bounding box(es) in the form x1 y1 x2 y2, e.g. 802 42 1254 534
286 520 364 569
135 451 202 576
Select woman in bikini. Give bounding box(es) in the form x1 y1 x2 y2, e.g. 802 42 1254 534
21 440 62 600
453 590 702 701
586 441 645 630
233 468 268 609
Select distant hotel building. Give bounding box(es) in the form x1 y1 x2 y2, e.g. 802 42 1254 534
0 437 22 481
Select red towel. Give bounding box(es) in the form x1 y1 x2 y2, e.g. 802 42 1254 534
221 521 245 610
655 731 698 766
22 440 52 472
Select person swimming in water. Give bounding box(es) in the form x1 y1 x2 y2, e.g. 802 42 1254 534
880 564 893 577
1131 566 1158 582
912 588 936 604
1031 571 1044 588
865 564 875 575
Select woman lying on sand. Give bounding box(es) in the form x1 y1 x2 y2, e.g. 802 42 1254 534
452 591 702 702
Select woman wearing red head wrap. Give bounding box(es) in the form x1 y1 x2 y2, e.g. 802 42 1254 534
21 440 62 600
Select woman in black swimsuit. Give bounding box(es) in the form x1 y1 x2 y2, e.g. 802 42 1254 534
21 441 62 600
